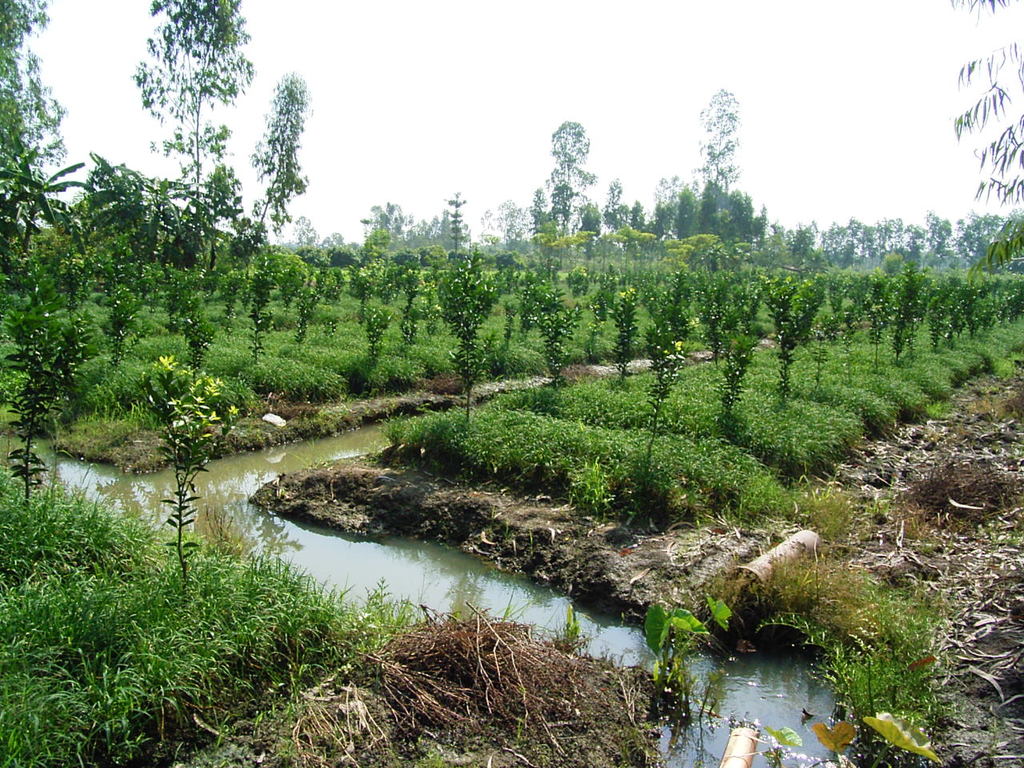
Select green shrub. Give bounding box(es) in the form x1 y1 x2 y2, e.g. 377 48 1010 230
0 472 409 767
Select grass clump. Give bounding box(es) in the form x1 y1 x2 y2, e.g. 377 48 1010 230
749 557 943 730
0 472 408 767
385 406 785 522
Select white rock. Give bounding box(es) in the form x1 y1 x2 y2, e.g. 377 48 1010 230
262 413 287 427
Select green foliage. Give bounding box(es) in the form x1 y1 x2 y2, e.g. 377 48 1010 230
246 252 275 362
136 0 255 185
889 263 925 363
104 281 140 365
535 284 577 383
362 301 391 365
293 279 319 343
611 286 638 378
142 356 237 590
0 473 409 767
0 0 64 162
181 292 213 369
4 280 91 499
643 602 723 720
719 332 756 437
252 73 310 234
0 144 83 274
385 406 784 522
398 265 420 345
568 459 613 517
762 275 822 400
695 270 738 362
865 273 890 369
439 254 497 419
644 314 687 467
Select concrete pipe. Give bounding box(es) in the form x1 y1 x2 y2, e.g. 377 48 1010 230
718 726 759 768
738 529 821 582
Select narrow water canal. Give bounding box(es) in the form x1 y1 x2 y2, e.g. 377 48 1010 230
39 428 834 766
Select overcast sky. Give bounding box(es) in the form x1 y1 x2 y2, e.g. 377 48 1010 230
32 0 1024 243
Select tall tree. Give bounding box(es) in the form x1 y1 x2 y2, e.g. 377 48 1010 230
364 202 412 241
603 178 628 232
698 89 741 191
673 187 698 239
548 120 596 230
654 176 683 204
291 215 318 247
0 0 64 162
579 202 602 235
448 192 467 254
925 211 954 265
136 0 255 187
529 187 550 235
252 73 310 234
496 199 529 246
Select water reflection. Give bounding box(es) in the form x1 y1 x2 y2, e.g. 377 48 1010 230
32 427 834 767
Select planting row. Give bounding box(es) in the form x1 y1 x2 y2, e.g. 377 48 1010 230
385 323 1022 522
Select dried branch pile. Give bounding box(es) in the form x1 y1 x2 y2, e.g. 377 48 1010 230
901 459 1022 526
371 613 627 746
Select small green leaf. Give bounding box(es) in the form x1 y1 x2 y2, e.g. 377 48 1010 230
706 596 732 631
764 726 802 747
863 713 940 763
644 605 668 652
670 609 708 634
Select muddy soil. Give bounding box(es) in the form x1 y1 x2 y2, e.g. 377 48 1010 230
251 461 771 622
56 359 656 473
834 376 1024 766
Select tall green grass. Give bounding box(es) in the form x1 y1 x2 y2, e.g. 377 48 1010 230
488 323 1020 479
385 408 786 521
0 474 409 767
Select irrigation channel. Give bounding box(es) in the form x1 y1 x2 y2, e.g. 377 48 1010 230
41 426 834 766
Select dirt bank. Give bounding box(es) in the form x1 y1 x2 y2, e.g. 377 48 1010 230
251 461 772 622
834 376 1024 766
55 360 656 473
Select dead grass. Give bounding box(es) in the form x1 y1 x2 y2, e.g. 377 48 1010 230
900 459 1023 528
289 679 389 768
416 373 463 396
368 612 655 764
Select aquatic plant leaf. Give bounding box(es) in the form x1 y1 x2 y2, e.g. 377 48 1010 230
765 726 802 747
863 713 940 763
706 596 732 630
644 604 668 652
812 721 855 752
669 608 708 634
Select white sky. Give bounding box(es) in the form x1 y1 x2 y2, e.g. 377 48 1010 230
32 0 1024 243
